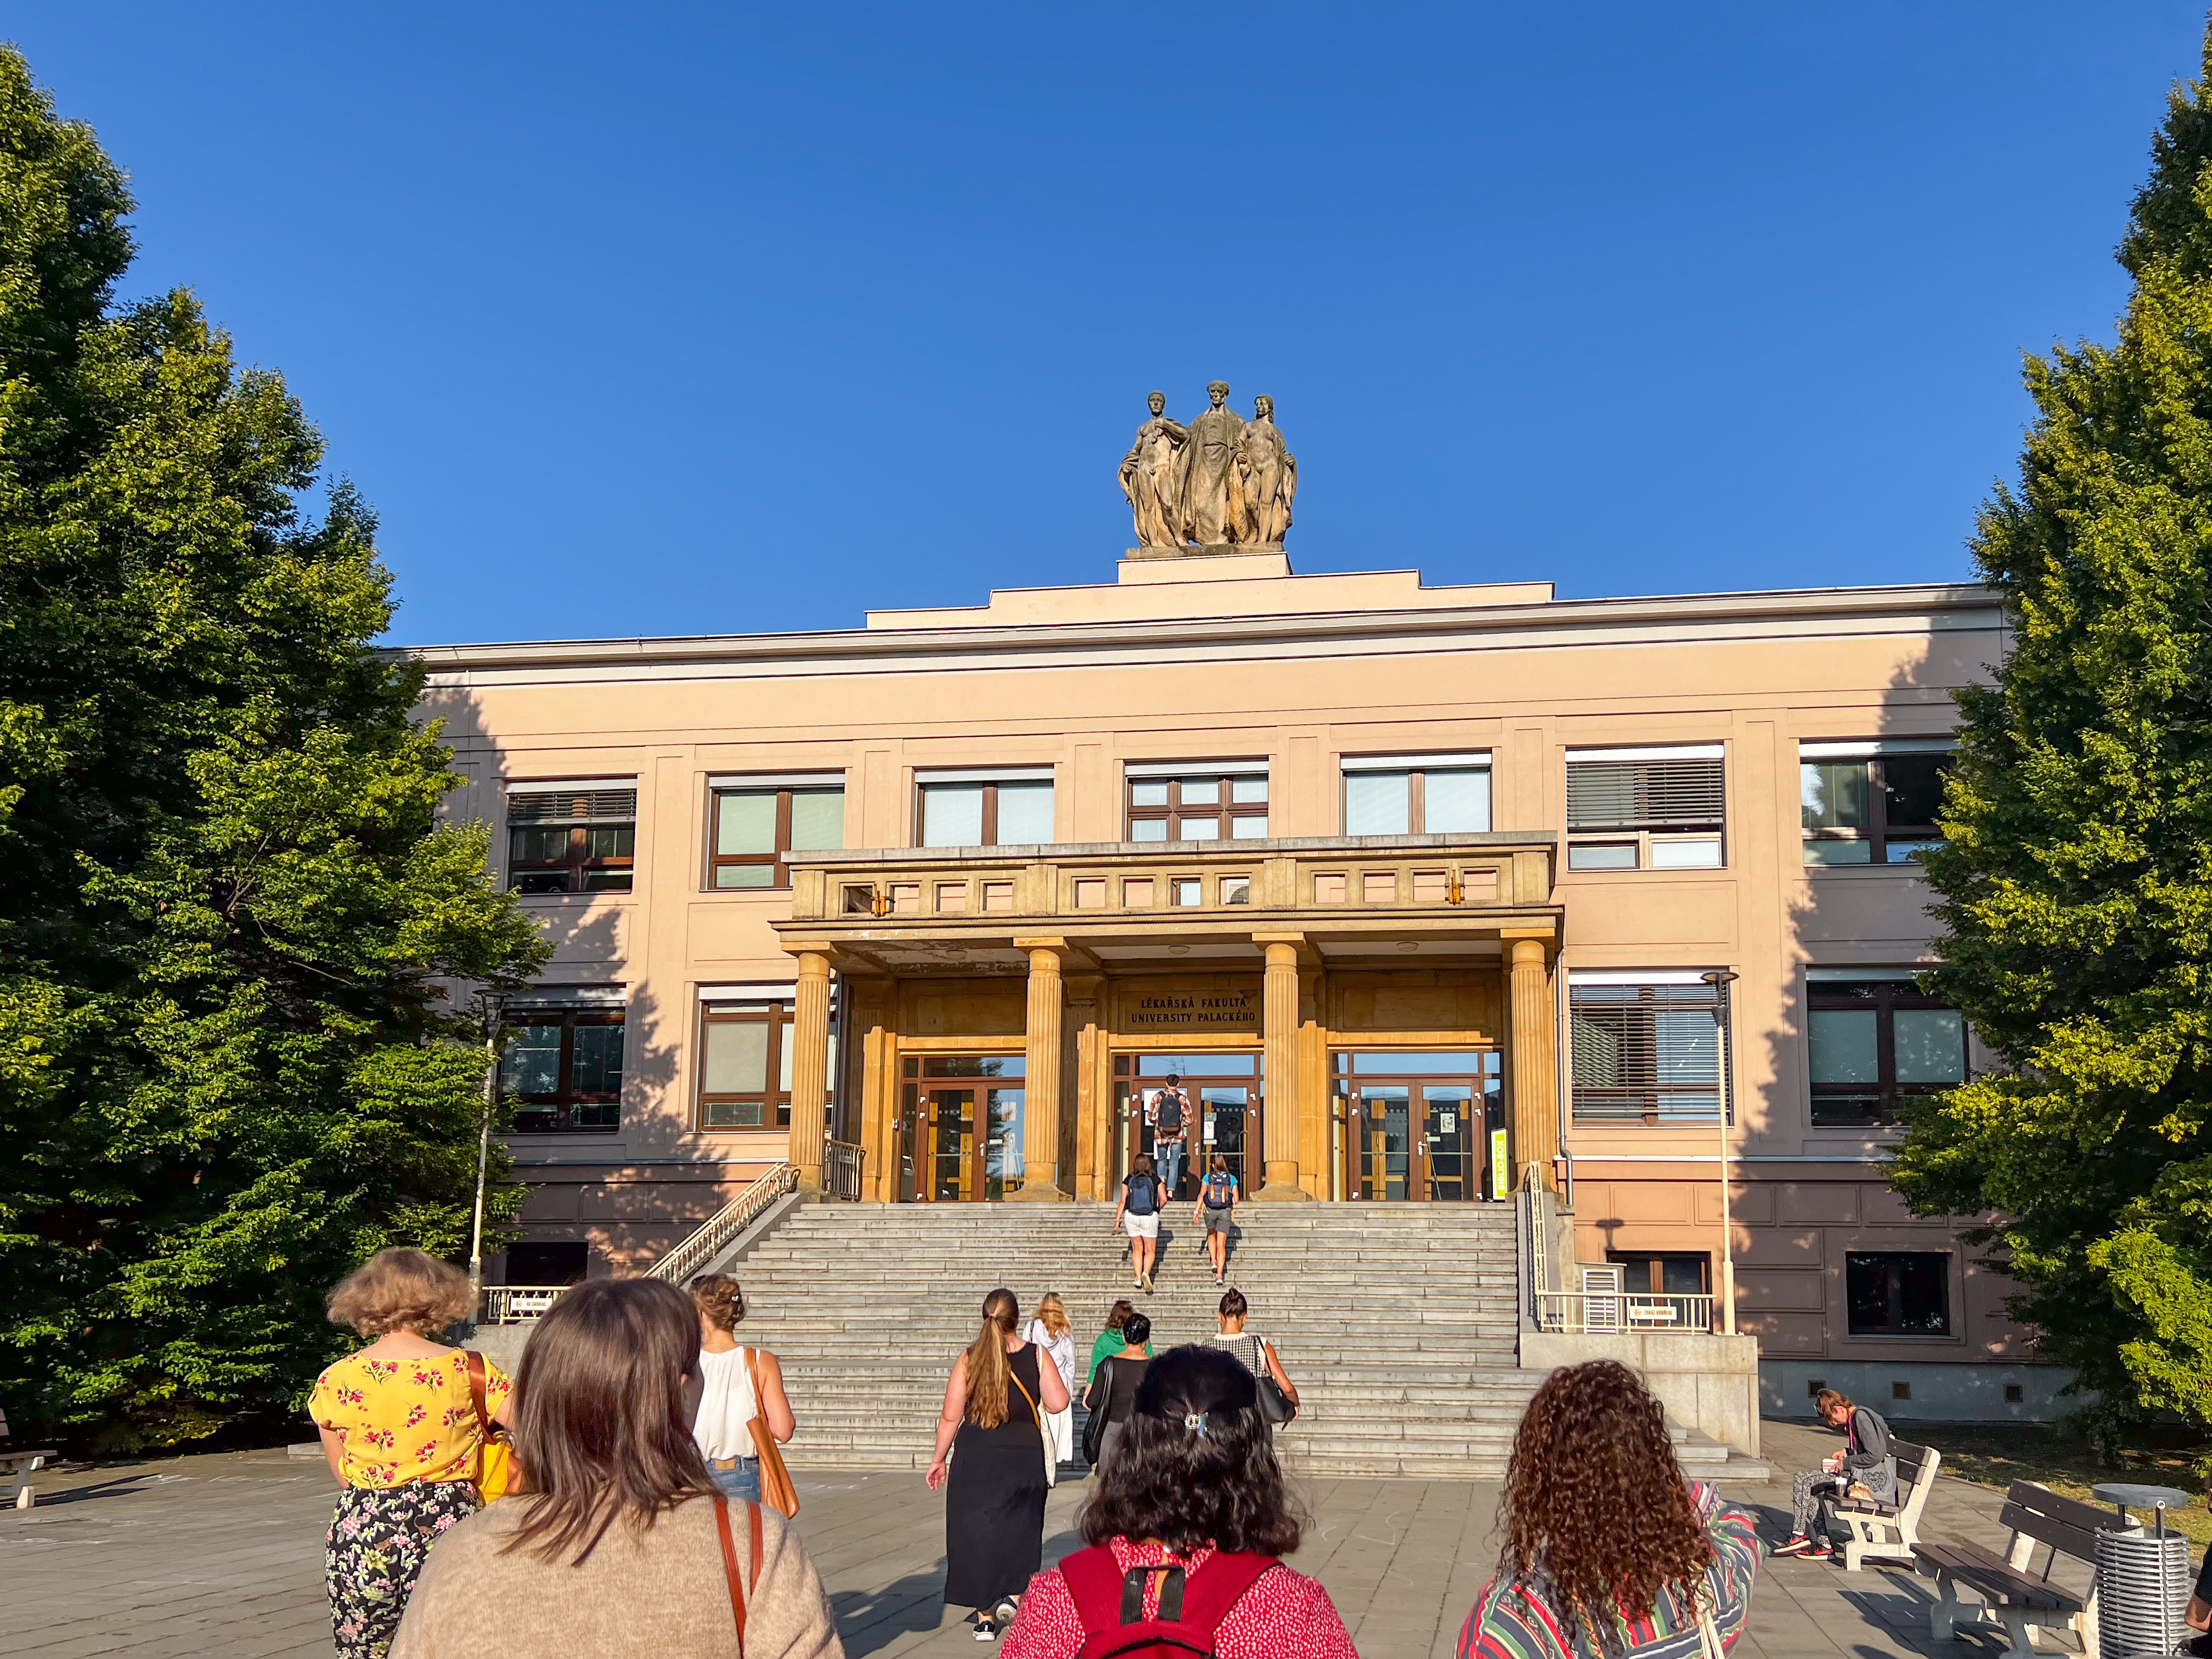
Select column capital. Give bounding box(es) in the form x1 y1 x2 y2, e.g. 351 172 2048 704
1253 930 1321 967
1508 936 1550 968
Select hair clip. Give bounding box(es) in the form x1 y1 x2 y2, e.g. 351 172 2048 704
1183 1411 1209 1439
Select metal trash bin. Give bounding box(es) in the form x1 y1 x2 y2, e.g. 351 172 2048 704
2094 1483 2197 1659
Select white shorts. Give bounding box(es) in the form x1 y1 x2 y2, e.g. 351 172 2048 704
1122 1211 1160 1239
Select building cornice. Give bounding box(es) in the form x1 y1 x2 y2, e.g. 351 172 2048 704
407 582 2003 688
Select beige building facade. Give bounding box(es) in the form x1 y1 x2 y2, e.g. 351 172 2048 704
421 546 2058 1418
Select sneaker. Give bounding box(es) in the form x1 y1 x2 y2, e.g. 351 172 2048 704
1804 1539 1835 1561
974 1620 995 1642
1770 1535 1812 1558
994 1599 1020 1628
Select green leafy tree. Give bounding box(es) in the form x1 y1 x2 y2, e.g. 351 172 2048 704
0 48 546 1445
1894 24 2212 1432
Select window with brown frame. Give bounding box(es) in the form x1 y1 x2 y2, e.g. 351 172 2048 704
698 998 837 1130
1341 758 1492 835
1808 977 1967 1127
1801 746 1952 865
1126 768 1268 842
500 1010 623 1131
917 776 1054 848
710 783 845 889
507 786 637 894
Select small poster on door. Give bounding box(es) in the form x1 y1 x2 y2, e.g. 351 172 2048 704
1438 1111 1457 1135
1489 1127 1510 1200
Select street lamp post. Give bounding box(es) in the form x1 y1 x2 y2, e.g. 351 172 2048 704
468 991 505 1308
1700 969 1740 1336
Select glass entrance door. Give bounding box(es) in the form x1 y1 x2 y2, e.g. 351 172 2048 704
1333 1051 1504 1200
1112 1053 1262 1200
898 1056 1024 1201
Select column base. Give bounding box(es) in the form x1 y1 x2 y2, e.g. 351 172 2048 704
792 1169 823 1197
1006 1178 1072 1203
1253 1162 1313 1202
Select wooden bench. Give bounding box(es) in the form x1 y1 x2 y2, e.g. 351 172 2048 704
1911 1481 2103 1658
0 1407 53 1511
1830 1436 1940 1571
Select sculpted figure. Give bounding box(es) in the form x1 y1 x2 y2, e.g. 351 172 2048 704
1117 391 1188 549
1175 380 1249 545
1238 393 1296 546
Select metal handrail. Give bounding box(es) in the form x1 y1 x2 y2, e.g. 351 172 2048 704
480 1285 566 1325
647 1161 799 1285
824 1139 865 1201
1534 1291 1717 1335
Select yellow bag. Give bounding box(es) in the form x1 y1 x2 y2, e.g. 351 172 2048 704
465 1350 516 1502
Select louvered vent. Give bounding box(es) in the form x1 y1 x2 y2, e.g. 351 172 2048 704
507 788 638 825
1567 758 1725 832
1570 981 1722 1121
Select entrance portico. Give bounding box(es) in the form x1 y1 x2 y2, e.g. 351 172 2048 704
774 833 1561 1201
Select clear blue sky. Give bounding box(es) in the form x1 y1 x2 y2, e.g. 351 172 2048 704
8 4 2206 644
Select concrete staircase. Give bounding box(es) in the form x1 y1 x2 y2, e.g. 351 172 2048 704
725 1199 1554 1480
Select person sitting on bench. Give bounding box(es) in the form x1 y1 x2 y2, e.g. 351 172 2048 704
1773 1388 1895 1560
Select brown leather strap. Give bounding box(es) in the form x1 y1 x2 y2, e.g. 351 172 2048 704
749 1498 763 1591
715 1495 748 1657
463 1350 492 1436
1008 1364 1042 1426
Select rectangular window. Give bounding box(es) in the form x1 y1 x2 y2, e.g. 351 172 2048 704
1808 976 1967 1127
709 779 845 889
916 770 1055 848
1606 1252 1712 1296
698 997 837 1130
506 784 637 894
1126 763 1269 842
1846 1251 1951 1336
1566 747 1724 871
500 1010 624 1131
1801 741 1954 865
1569 975 1725 1123
1341 754 1492 836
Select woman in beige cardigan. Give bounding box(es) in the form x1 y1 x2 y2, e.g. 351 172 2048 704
392 1278 842 1659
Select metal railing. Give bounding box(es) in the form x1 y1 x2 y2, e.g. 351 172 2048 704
824 1139 865 1201
647 1161 800 1285
1534 1292 1717 1335
1516 1163 1555 1330
479 1285 567 1324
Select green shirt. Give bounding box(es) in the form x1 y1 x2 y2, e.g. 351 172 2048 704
1088 1329 1150 1384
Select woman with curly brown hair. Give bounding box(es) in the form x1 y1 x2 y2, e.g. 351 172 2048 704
1458 1361 1759 1659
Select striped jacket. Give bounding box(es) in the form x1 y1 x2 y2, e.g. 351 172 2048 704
1457 1483 1759 1659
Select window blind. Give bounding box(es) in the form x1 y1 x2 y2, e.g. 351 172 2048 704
507 788 637 825
1566 758 1724 832
1570 981 1722 1121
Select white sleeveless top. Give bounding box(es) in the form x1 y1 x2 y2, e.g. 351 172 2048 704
692 1345 759 1461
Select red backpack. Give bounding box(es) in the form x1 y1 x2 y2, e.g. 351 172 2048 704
1059 1545 1280 1659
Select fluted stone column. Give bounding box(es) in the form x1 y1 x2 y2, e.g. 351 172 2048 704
1011 945 1070 1200
1255 937 1312 1200
1509 936 1558 1191
789 951 832 1193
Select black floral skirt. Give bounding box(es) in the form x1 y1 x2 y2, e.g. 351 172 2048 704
326 1479 480 1657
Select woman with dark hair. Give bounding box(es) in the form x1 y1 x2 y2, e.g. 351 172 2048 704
1001 1346 1355 1659
1207 1289 1297 1422
1458 1360 1759 1659
1086 1299 1147 1389
1079 1312 1152 1472
389 1278 840 1659
926 1288 1070 1643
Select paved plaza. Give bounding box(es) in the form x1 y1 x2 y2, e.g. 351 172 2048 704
0 1422 2090 1658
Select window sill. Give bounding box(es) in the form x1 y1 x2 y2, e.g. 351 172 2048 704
513 890 635 905
701 886 793 896
1799 861 1931 877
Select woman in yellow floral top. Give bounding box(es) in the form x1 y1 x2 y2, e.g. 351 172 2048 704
311 1249 513 1659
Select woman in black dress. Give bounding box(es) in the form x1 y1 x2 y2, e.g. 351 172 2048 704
927 1288 1070 1641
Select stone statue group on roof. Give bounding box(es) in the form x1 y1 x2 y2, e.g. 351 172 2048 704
1118 383 1296 551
